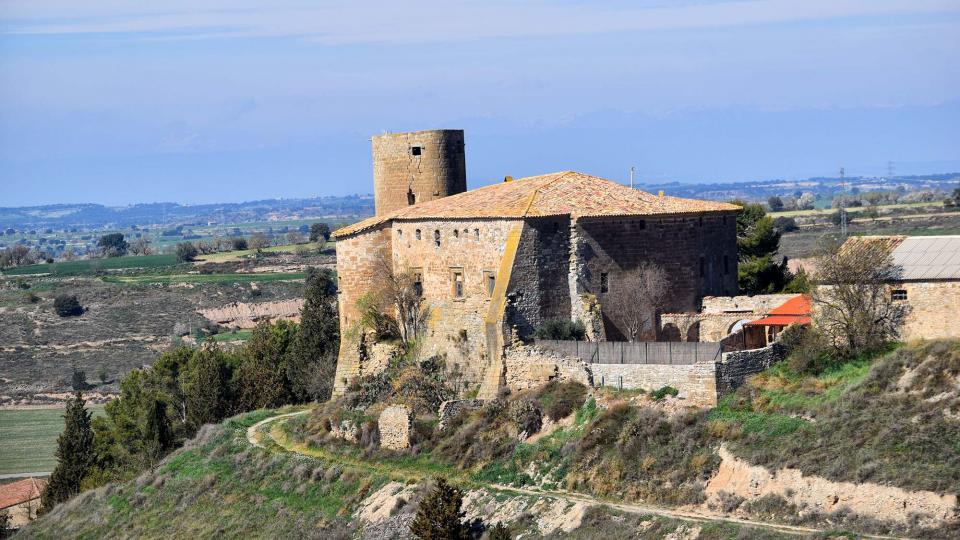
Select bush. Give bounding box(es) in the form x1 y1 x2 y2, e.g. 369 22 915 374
508 399 542 435
54 294 84 317
533 319 586 341
651 386 679 401
772 216 798 232
176 242 199 262
537 381 587 421
231 237 248 251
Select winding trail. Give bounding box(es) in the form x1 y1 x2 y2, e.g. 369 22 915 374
246 409 912 540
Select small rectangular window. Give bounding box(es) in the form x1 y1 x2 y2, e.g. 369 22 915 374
600 272 609 293
411 146 422 156
452 271 464 298
638 220 645 230
483 270 496 297
412 269 423 297
474 228 480 239
415 229 421 240
891 289 907 301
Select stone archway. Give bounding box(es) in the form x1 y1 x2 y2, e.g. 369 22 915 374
686 321 701 343
661 323 681 342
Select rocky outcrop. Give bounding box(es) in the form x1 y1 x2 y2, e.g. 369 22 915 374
197 299 304 329
705 445 959 528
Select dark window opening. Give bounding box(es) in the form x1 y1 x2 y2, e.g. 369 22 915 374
699 256 705 277
407 189 416 205
411 146 422 156
453 271 464 298
638 220 646 230
397 229 403 237
413 270 423 297
699 216 704 227
415 229 421 240
484 271 496 297
474 228 480 239
600 272 609 293
552 222 560 233
434 229 441 247
891 289 908 301
453 229 459 238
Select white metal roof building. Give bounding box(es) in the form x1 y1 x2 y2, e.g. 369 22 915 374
889 236 960 281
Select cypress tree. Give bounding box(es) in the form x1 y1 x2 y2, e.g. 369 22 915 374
180 346 229 428
41 392 94 509
288 268 339 401
410 477 469 540
145 398 173 463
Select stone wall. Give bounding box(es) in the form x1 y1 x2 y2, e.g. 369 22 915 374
503 345 592 392
716 342 786 395
333 225 393 395
378 405 412 450
591 362 719 407
574 213 738 341
895 281 960 340
505 217 572 340
372 130 466 216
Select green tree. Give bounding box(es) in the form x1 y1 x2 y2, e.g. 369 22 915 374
234 320 297 410
231 237 248 250
309 222 331 243
767 195 784 211
488 522 511 540
97 233 128 257
144 398 173 464
42 393 95 509
180 346 231 428
54 294 84 317
288 268 340 401
175 241 199 262
731 199 793 294
410 477 469 540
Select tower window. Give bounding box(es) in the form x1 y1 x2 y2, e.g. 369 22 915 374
600 272 609 293
453 229 459 239
638 220 645 230
699 216 704 227
891 289 908 301
411 146 422 156
434 230 441 247
415 229 421 240
483 270 496 297
474 228 480 239
407 189 416 206
452 271 464 298
412 269 423 297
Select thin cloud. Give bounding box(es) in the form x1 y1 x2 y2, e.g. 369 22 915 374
2 0 958 44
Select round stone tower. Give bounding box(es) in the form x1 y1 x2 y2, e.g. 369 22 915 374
372 129 466 216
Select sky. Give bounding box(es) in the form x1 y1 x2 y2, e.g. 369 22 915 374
0 0 958 206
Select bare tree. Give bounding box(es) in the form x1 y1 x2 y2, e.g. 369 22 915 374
359 253 430 349
812 237 909 357
248 232 270 251
129 237 153 256
610 262 670 342
286 230 306 245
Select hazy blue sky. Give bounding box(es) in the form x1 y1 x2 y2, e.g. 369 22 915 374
1 0 958 206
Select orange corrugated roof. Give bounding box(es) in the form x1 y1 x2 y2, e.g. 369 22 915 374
0 477 46 509
746 314 812 327
745 294 812 327
334 171 740 237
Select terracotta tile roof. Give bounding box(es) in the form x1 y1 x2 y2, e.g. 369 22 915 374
0 477 46 509
335 171 740 237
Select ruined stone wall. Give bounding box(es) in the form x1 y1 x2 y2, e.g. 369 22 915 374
391 218 518 385
372 130 466 216
504 217 572 340
378 405 412 450
697 294 799 341
503 345 592 392
591 362 719 407
574 213 738 341
333 225 393 395
716 342 786 395
897 281 960 340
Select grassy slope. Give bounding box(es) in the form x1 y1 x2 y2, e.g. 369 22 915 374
101 272 305 285
1 255 181 277
0 406 105 474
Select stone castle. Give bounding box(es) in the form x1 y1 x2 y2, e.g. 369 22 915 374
332 129 740 398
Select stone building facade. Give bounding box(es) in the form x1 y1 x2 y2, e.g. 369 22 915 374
333 136 740 398
372 129 466 216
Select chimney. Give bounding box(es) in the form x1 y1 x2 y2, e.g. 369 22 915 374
658 190 665 198
504 175 513 183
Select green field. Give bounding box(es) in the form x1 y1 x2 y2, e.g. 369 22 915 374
102 272 306 285
1 254 181 277
195 241 328 263
0 406 105 475
211 329 253 342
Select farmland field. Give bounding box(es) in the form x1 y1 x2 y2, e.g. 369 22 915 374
211 329 253 342
102 272 307 285
1 254 181 277
769 200 944 218
0 406 105 475
195 241 329 263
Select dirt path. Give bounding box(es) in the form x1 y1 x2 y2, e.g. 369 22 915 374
246 410 913 540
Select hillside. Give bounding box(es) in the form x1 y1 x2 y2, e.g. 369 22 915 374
17 341 960 539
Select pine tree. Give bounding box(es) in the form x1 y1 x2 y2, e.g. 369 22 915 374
144 398 173 463
288 268 339 401
488 522 511 540
41 393 94 509
180 346 229 428
410 477 469 540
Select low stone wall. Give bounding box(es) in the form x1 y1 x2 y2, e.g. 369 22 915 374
503 345 592 392
591 362 718 407
378 405 411 450
716 343 786 395
438 399 484 430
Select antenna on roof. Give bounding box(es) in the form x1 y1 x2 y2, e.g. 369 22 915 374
839 166 848 238
629 166 635 189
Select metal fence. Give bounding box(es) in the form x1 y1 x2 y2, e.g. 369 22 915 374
534 339 721 365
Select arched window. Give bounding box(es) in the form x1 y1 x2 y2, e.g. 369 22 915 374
434 230 441 247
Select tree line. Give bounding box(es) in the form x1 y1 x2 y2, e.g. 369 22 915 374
41 267 339 509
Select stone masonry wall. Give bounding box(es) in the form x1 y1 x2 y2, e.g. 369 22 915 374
591 362 719 407
897 281 960 340
716 342 786 395
391 218 518 385
372 130 466 216
505 217 572 340
378 405 412 450
333 225 393 395
575 213 738 341
503 345 592 392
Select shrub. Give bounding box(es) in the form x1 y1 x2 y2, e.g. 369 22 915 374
533 319 586 341
537 381 588 421
772 216 798 232
231 237 248 251
410 477 469 540
508 399 543 436
651 386 679 401
176 242 199 262
54 294 84 317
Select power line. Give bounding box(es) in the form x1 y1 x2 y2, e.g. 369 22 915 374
839 166 848 238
